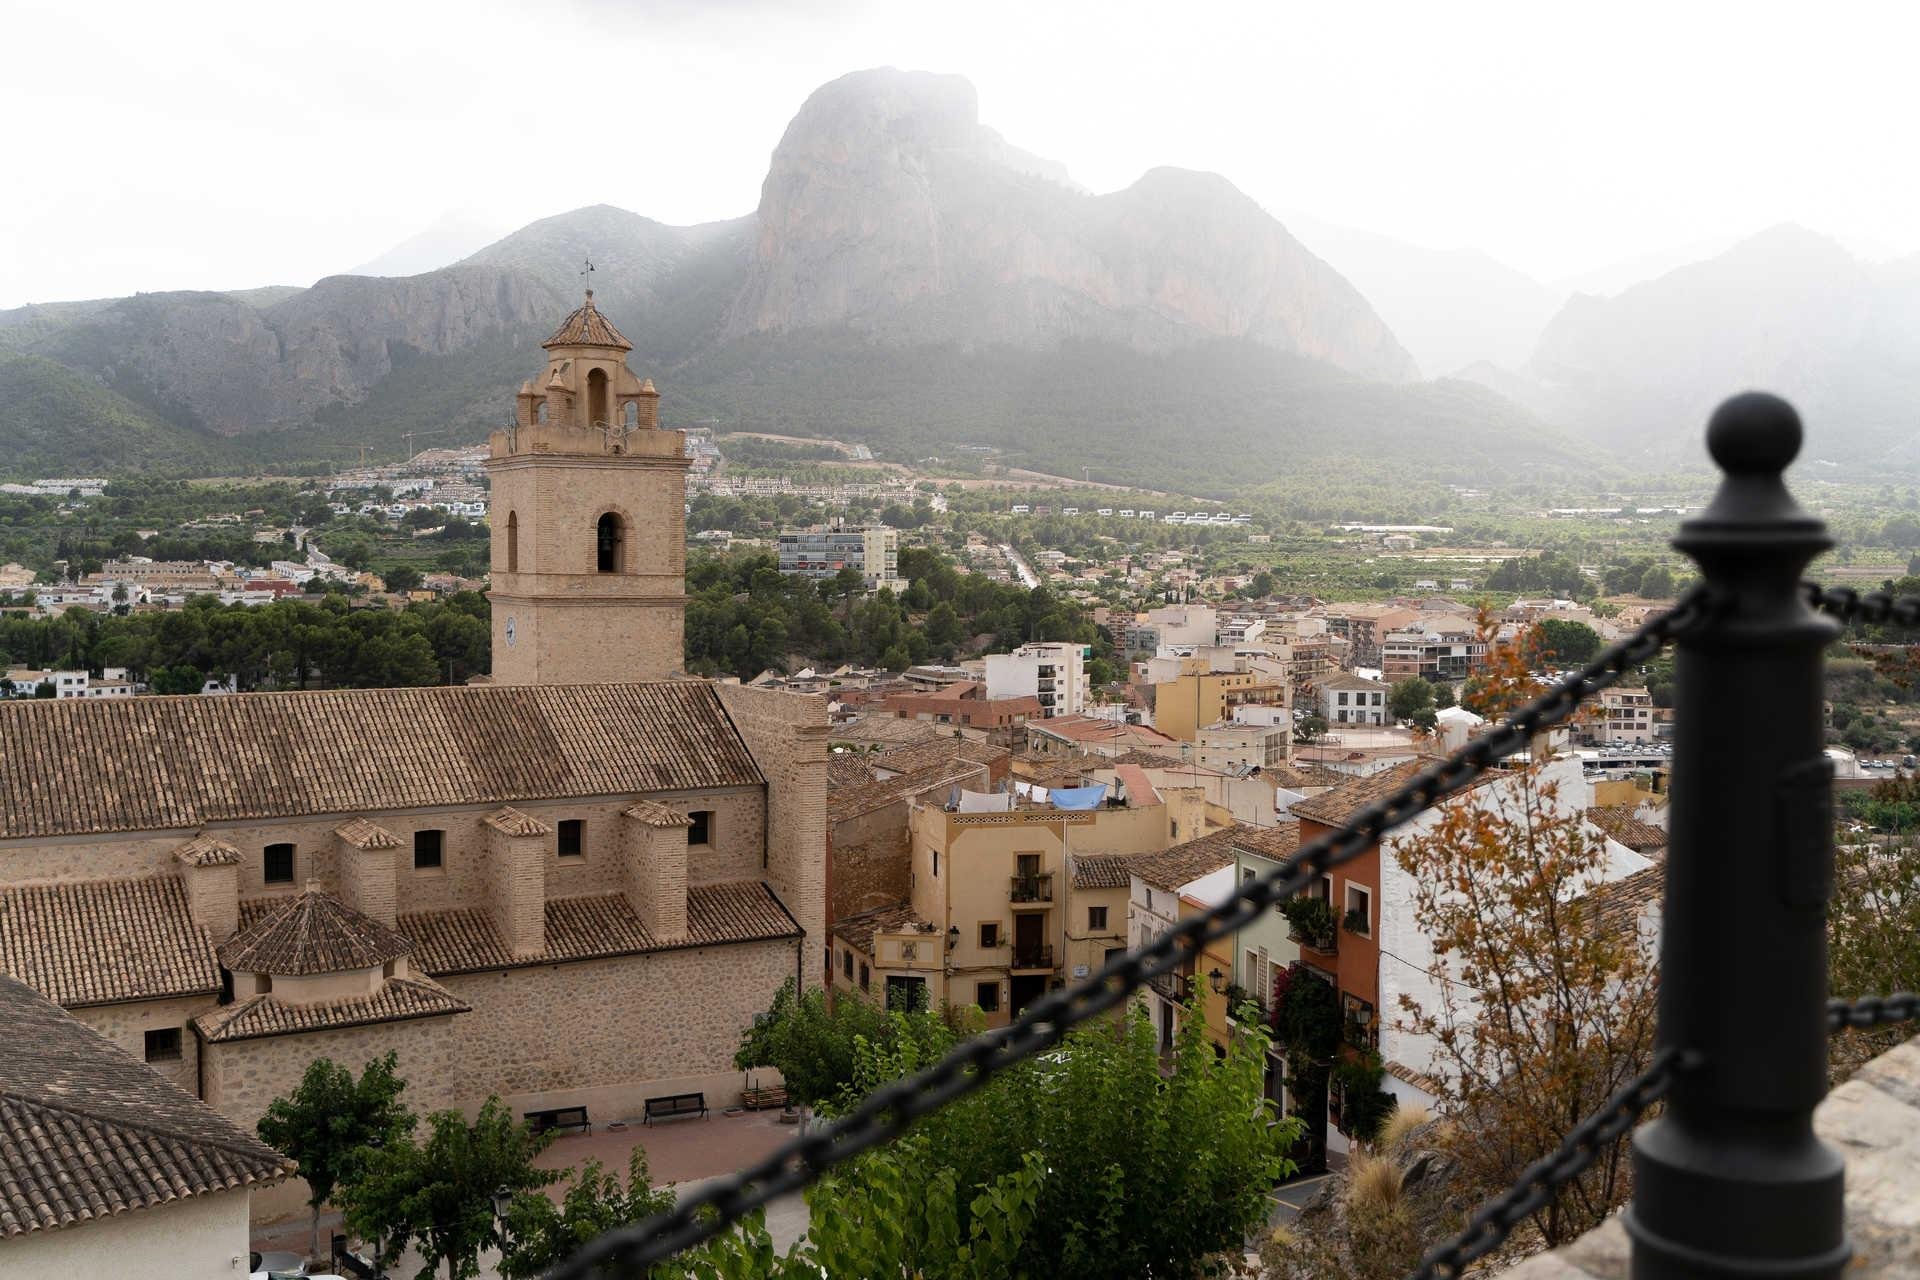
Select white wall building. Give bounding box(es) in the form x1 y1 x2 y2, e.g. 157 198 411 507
985 642 1089 719
1318 672 1391 726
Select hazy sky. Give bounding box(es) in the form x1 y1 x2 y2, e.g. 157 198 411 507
5 0 1917 308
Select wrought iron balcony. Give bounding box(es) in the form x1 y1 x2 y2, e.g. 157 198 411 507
1010 873 1054 904
1010 943 1055 971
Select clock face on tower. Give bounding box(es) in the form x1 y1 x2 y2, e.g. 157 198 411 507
504 616 517 647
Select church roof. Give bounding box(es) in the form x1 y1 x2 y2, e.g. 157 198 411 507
193 976 470 1044
401 881 802 974
173 832 242 867
0 681 764 840
542 291 632 351
0 876 219 1008
217 888 412 976
334 818 402 851
0 976 294 1238
483 806 552 838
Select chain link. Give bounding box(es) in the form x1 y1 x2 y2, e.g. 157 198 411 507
1829 992 1920 1030
1805 583 1920 627
541 589 1709 1277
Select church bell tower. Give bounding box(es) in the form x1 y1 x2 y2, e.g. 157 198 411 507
486 292 688 684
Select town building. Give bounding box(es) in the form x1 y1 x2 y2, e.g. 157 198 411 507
2 667 138 699
1322 604 1422 669
1316 671 1391 726
878 681 1043 739
0 976 294 1280
1193 721 1292 774
0 299 828 1225
984 641 1089 719
1147 654 1287 742
1026 714 1183 758
1585 687 1659 743
1380 614 1486 683
775 522 906 593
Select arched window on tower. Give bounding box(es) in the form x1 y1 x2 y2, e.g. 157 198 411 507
587 368 610 427
623 400 639 428
596 511 625 573
505 511 518 573
535 400 549 425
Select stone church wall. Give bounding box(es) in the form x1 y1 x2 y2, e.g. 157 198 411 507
717 684 828 987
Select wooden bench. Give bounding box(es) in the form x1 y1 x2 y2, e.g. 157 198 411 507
524 1105 591 1135
644 1091 707 1124
740 1084 788 1111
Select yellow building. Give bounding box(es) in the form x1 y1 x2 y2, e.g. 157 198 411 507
1151 657 1287 743
830 781 1230 1025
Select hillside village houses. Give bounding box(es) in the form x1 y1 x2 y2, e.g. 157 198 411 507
0 296 827 1249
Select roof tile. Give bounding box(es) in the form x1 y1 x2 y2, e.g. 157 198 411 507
193 977 469 1044
0 877 218 1007
217 890 411 976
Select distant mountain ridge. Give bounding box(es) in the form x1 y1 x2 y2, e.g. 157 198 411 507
0 67 1580 488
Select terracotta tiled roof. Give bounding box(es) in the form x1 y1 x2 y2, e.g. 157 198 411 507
0 682 762 840
1268 763 1351 790
827 753 879 786
871 739 1008 778
830 759 987 823
401 882 801 975
1102 749 1191 769
1072 854 1136 890
624 799 694 828
0 975 294 1238
1288 760 1448 828
1315 672 1389 692
172 833 242 866
1584 806 1668 855
831 901 938 954
193 977 469 1044
0 877 218 1007
1384 1058 1445 1097
1579 864 1664 939
218 889 411 976
542 291 633 351
1113 763 1162 807
483 806 552 837
1031 716 1180 747
1130 823 1299 892
334 818 402 850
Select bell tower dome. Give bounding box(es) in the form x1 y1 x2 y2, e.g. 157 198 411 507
486 292 686 685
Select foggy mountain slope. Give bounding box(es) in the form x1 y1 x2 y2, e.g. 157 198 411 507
0 66 1595 486
1281 212 1567 376
1527 224 1920 466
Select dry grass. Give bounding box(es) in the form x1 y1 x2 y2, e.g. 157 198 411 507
1345 1149 1407 1215
1377 1103 1432 1151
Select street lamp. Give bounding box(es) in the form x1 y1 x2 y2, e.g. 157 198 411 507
1208 968 1225 994
490 1185 513 1249
946 925 960 951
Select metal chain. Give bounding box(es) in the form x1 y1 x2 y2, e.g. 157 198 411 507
1829 992 1920 1030
1805 583 1920 627
1403 1048 1688 1280
543 589 1710 1278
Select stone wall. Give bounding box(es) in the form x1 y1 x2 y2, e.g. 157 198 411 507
831 802 913 921
73 994 208 1101
203 936 799 1135
717 684 828 987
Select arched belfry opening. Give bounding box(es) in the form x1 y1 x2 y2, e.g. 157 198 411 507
596 511 625 573
505 511 518 573
623 400 639 428
588 368 610 427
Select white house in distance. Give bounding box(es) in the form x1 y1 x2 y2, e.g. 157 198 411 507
1317 672 1391 726
0 975 294 1280
985 642 1089 719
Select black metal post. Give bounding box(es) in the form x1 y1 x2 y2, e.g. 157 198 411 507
1626 394 1847 1276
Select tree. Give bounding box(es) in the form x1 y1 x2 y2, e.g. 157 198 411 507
1637 564 1676 599
1829 782 1920 1079
1535 619 1600 667
733 980 892 1110
498 1151 674 1280
1295 712 1328 745
1388 677 1435 722
340 1098 556 1280
1432 682 1456 710
384 564 425 594
1393 766 1658 1246
256 1052 414 1262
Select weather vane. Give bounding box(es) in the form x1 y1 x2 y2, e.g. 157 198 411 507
581 256 595 284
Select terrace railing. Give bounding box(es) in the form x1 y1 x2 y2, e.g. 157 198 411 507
543 393 1918 1280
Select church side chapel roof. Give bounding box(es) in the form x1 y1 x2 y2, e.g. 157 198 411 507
401 881 802 975
542 290 633 351
0 975 295 1238
172 832 242 866
483 806 552 837
0 681 764 841
218 888 411 976
0 876 219 1007
623 798 694 828
335 818 403 850
193 976 470 1045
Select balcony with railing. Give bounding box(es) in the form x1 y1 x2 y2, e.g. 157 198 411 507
1280 896 1338 959
1009 873 1054 905
1010 943 1055 972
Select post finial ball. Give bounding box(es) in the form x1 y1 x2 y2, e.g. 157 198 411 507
1707 392 1801 476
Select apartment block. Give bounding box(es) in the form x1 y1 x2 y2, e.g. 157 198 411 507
985 642 1089 719
775 522 906 592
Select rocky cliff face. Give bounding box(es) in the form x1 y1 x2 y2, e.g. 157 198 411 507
729 69 1414 380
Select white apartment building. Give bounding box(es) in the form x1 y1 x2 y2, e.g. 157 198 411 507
3 668 138 699
1195 721 1292 773
775 522 907 592
985 642 1089 719
1589 688 1659 743
1318 672 1391 726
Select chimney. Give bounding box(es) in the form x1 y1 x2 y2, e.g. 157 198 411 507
483 807 550 957
622 800 690 942
173 834 240 940
334 820 401 929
